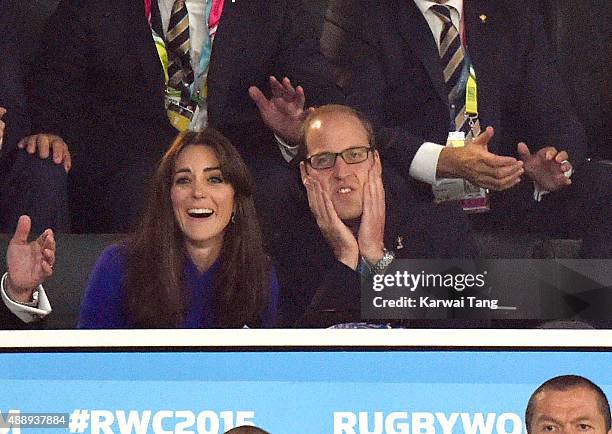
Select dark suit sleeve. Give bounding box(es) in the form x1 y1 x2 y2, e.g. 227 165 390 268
0 41 31 161
519 5 588 163
29 0 91 138
0 287 46 330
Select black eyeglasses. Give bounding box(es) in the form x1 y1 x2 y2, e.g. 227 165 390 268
305 146 373 170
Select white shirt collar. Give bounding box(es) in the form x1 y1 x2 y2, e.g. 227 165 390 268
413 0 464 19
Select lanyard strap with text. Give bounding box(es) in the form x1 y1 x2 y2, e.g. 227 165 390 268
143 0 224 105
459 4 478 129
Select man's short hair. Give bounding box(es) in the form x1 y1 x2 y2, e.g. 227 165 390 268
298 104 376 162
525 375 611 432
224 426 270 434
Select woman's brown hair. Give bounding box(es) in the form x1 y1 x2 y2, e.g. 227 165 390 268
124 129 271 327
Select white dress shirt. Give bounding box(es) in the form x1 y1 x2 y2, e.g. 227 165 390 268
1 273 51 323
408 0 464 185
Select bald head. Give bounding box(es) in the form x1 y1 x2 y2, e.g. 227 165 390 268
299 104 375 161
224 426 270 434
525 375 611 434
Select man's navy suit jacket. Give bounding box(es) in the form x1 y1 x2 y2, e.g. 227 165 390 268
343 0 587 203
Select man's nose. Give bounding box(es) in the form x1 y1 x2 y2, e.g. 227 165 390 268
333 156 352 178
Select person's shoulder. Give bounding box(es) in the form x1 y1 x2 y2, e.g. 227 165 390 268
95 242 129 270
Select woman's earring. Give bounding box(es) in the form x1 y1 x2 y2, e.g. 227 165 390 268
231 212 236 224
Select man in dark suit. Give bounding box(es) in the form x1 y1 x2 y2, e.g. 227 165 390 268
27 0 342 232
333 0 611 257
274 105 477 327
0 0 70 234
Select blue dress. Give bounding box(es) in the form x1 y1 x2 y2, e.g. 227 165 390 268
78 244 278 328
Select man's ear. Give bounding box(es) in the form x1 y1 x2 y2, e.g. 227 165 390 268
299 161 308 183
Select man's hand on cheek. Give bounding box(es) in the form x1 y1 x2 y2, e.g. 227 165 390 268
358 152 386 265
302 173 360 270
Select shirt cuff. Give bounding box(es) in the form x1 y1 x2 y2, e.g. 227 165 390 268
274 133 299 163
533 162 573 202
409 142 445 185
1 272 52 323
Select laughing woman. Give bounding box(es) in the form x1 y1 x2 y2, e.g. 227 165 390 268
78 129 277 328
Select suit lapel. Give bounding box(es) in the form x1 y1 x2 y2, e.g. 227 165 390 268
207 0 251 126
464 1 501 149
121 0 167 106
395 0 448 106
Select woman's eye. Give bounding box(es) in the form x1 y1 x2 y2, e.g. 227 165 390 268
174 176 190 185
208 175 224 184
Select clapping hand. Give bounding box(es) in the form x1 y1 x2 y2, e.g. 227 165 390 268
438 127 524 190
6 216 55 303
517 142 572 192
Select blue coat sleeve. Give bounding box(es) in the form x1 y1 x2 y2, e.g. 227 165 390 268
78 244 130 329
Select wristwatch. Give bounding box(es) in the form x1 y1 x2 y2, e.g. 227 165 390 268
370 249 396 275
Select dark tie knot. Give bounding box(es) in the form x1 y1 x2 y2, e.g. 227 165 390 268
431 4 453 22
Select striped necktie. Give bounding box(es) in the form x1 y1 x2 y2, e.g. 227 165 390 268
430 4 480 137
166 0 194 89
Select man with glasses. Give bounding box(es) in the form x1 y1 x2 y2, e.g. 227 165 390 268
274 104 477 327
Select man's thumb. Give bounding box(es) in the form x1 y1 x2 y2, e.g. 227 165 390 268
11 215 32 245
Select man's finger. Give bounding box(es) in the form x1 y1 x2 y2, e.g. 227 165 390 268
543 147 558 161
64 149 72 173
269 76 286 98
0 107 6 118
471 126 494 148
41 261 53 277
555 150 569 163
37 135 51 159
482 152 520 169
281 77 297 97
12 215 32 245
42 248 56 268
40 228 55 250
248 86 270 112
52 139 65 164
295 86 306 107
26 136 38 154
517 142 531 158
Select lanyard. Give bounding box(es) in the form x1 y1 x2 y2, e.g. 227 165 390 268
144 0 224 103
458 4 478 118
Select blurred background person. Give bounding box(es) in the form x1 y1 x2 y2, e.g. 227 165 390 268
0 0 69 233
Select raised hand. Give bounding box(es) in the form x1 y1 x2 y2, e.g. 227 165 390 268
517 142 572 192
18 133 72 172
301 169 360 270
249 76 312 144
0 107 6 149
6 216 55 303
437 127 524 190
357 151 386 265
